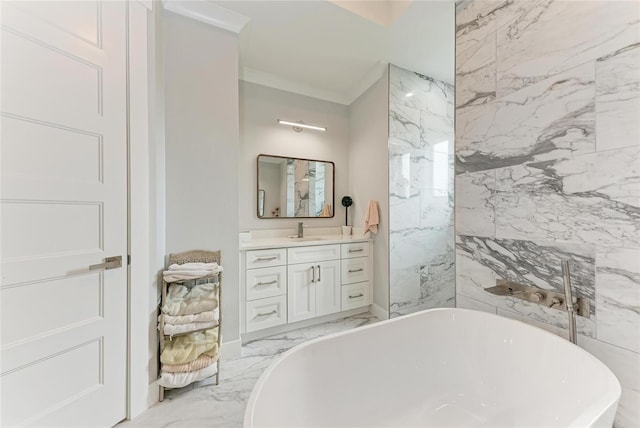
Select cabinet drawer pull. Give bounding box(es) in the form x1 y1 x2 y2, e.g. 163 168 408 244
255 280 278 287
349 293 364 299
254 256 278 262
311 266 316 283
348 249 364 253
317 265 321 281
348 268 364 273
256 310 277 317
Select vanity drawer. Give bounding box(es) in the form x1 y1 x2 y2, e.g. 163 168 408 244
288 244 340 265
341 282 370 310
341 257 369 285
341 242 370 259
246 248 286 269
246 265 286 301
246 295 287 332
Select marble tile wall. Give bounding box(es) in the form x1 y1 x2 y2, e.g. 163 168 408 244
389 64 455 317
455 1 640 426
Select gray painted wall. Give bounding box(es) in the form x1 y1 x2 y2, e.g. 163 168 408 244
239 81 349 231
164 11 240 344
348 71 390 313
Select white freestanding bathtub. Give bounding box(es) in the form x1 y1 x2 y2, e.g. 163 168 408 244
244 308 621 427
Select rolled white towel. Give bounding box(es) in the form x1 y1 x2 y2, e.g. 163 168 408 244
168 262 223 272
161 283 219 316
163 269 213 277
160 309 219 325
162 320 218 337
158 361 218 388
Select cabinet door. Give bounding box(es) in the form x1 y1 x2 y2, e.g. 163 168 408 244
315 260 341 317
287 264 316 323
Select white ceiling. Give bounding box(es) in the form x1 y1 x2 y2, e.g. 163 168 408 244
212 0 454 105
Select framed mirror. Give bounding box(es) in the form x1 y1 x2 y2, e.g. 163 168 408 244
257 154 334 219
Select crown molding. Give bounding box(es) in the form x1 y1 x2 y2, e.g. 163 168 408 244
162 0 250 34
240 67 352 105
240 63 388 107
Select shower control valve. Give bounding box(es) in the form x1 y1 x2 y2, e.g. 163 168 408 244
550 296 563 309
531 292 545 302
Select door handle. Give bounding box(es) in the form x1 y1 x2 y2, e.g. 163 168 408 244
317 265 321 282
89 256 123 271
311 266 316 283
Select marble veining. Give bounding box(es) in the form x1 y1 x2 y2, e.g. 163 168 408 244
496 0 640 97
119 313 378 428
389 64 455 318
596 43 640 152
596 248 640 354
456 63 596 174
455 170 496 237
494 147 640 248
389 104 421 147
456 2 640 425
456 235 596 311
455 236 597 337
455 0 501 109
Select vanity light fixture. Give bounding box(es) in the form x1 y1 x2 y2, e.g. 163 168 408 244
277 119 326 132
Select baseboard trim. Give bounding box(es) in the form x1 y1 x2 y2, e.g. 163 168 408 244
369 303 389 320
221 339 242 360
241 307 370 343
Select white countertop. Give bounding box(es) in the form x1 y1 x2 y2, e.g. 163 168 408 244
240 234 373 251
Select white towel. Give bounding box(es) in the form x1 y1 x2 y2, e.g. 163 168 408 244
162 283 219 316
158 362 218 388
162 320 218 337
363 200 380 234
160 309 219 325
160 329 219 365
162 354 217 374
168 262 222 272
164 269 213 277
163 263 223 282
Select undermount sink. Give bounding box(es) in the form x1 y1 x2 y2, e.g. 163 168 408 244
289 236 327 241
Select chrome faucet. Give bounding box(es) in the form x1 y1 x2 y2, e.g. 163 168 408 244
561 261 578 345
297 222 304 238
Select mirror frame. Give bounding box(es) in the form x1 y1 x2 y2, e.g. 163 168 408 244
257 154 336 219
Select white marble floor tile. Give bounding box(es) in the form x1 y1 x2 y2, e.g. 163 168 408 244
118 313 379 428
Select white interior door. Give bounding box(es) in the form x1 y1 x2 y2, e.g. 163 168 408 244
1 1 128 426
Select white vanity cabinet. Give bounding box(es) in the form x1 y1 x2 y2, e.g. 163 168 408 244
245 249 288 333
241 237 373 338
341 242 372 310
288 245 341 323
